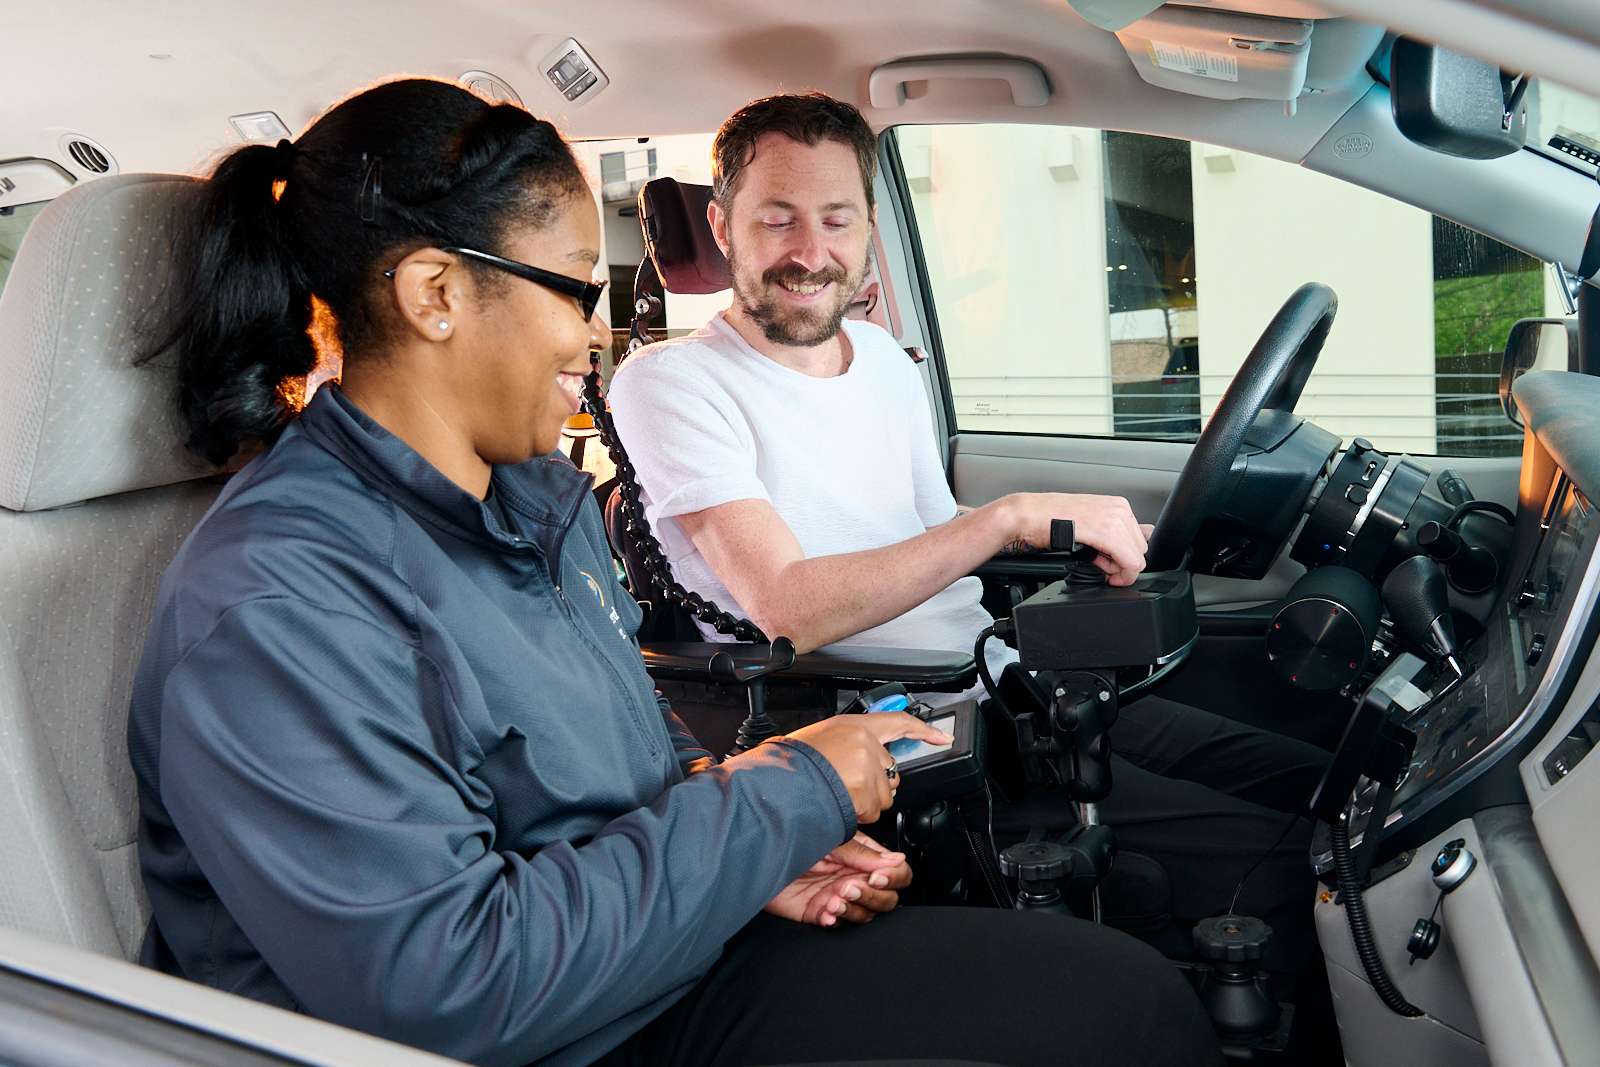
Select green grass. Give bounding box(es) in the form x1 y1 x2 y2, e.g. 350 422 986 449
1433 269 1543 358
1432 268 1542 457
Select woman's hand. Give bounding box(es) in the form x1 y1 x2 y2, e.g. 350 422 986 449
765 833 913 927
785 712 950 824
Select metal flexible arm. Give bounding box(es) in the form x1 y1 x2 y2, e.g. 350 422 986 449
581 370 768 644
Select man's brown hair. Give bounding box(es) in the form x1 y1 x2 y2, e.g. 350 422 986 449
711 92 877 211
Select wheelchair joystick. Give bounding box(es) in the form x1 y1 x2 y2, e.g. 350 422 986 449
709 637 798 753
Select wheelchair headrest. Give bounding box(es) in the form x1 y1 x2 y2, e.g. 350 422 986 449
638 178 731 295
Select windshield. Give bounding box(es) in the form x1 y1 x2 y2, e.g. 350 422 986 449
1530 81 1600 170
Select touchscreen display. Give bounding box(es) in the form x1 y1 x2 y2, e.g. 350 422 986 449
887 714 956 765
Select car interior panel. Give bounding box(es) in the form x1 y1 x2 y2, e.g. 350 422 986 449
5 1 1600 1064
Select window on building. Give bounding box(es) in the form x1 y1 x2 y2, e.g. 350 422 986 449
894 124 1559 457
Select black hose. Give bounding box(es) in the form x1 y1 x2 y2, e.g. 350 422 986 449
968 630 1015 909
1330 817 1424 1017
975 623 1005 706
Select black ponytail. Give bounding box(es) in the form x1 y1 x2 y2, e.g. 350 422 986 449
145 141 316 464
150 78 587 464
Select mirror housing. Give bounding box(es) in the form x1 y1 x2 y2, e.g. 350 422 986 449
1500 317 1580 428
1391 37 1529 160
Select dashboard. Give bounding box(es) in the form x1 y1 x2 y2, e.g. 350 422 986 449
1307 368 1600 1067
1312 384 1600 873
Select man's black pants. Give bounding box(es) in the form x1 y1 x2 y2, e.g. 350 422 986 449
598 907 1221 1066
994 693 1330 978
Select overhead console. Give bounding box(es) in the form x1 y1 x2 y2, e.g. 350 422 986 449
1061 1 1383 113
1113 6 1314 103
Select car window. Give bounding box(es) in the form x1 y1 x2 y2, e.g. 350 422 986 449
893 124 1561 458
568 135 720 484
1529 80 1600 172
0 201 49 297
572 134 723 346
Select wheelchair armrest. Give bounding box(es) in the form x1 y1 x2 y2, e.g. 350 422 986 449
640 641 976 692
972 550 1090 581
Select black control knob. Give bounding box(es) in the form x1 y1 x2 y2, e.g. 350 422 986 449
1194 915 1273 964
1435 469 1473 507
1382 556 1463 676
1416 522 1498 594
1266 566 1380 691
1000 841 1074 913
999 841 1068 882
1431 842 1476 891
1193 915 1279 1035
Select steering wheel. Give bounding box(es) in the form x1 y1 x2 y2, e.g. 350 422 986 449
1144 283 1338 572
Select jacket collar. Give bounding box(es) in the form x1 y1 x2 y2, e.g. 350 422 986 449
295 386 593 561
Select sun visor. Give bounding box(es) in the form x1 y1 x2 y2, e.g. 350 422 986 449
1114 6 1314 103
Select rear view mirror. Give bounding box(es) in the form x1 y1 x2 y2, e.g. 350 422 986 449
1500 318 1580 428
1391 37 1529 160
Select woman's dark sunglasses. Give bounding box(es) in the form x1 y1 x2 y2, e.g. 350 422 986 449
383 247 607 321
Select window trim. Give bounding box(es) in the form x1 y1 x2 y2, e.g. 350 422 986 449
878 127 959 451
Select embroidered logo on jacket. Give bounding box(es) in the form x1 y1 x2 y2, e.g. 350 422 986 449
579 569 629 641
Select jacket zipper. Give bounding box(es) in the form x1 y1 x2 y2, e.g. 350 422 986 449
548 565 662 759
528 479 662 759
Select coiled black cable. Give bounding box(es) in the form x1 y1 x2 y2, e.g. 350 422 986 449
1330 816 1424 1017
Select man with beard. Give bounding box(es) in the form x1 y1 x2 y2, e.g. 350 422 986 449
607 93 1327 978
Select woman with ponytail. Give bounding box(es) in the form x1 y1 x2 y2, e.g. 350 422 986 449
127 78 1216 1067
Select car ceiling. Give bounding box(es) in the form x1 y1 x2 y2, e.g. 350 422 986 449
4 1 1599 277
10 0 1389 174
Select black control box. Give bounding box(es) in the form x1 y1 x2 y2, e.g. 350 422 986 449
1011 570 1197 671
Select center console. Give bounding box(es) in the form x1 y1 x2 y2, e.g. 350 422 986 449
1314 468 1600 871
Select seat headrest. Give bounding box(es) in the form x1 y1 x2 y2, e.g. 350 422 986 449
0 174 216 512
638 178 731 295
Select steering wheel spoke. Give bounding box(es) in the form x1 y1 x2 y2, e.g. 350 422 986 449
1145 282 1338 571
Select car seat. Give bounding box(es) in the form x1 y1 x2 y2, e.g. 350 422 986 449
0 174 223 961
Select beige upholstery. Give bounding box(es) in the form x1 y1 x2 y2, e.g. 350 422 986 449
0 174 212 513
0 174 222 960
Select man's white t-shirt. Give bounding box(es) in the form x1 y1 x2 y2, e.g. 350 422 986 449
608 312 1005 677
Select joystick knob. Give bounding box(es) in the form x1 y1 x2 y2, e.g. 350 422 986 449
1382 556 1463 676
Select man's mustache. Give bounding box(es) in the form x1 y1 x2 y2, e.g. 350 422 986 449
762 264 848 289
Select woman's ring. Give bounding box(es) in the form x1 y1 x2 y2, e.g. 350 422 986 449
885 762 899 780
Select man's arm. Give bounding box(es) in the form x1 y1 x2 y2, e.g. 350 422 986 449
676 491 1146 653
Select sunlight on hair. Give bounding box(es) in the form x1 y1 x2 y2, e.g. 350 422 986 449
281 296 345 414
